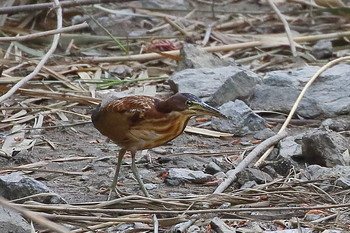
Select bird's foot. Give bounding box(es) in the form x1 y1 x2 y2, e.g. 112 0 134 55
107 187 127 200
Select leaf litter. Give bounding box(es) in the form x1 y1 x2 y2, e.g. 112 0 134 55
0 0 350 232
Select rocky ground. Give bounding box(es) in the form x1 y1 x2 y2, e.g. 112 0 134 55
1 0 350 232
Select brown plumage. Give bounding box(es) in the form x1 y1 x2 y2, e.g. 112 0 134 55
92 93 226 198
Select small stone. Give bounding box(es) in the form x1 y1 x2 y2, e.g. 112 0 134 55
144 183 158 190
272 158 300 176
187 225 201 233
305 212 326 221
335 177 350 189
237 168 273 185
151 148 168 155
321 118 350 132
279 135 303 159
254 128 275 140
211 100 266 136
0 172 66 204
213 171 227 179
204 162 222 175
178 44 232 70
80 175 90 181
165 168 213 186
311 39 333 59
241 180 257 189
302 129 350 167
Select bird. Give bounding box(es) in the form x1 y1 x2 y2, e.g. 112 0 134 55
91 92 227 199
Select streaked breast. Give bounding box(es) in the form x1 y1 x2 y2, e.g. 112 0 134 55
127 112 191 150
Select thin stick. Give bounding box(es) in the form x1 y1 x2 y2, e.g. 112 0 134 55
153 214 159 233
0 0 128 14
213 131 288 194
0 0 62 103
0 22 89 41
254 55 350 167
163 17 190 37
267 0 296 56
90 41 262 62
0 197 70 233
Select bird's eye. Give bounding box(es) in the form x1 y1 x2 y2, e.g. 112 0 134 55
186 100 193 107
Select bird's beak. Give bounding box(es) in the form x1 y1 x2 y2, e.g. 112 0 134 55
190 102 228 119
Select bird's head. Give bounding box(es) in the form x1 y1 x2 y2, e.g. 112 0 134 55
158 93 227 119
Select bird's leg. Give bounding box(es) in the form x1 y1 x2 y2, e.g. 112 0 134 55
108 148 126 200
131 150 150 197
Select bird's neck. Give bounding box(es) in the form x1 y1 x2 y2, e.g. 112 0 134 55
155 99 174 113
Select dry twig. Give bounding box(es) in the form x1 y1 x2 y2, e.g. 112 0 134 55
0 23 89 42
213 131 288 194
267 0 297 56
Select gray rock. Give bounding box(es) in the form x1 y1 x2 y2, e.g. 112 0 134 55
144 183 158 190
241 180 257 189
0 206 31 233
214 171 227 180
168 65 260 102
305 212 326 221
207 68 261 107
254 128 275 140
187 225 201 233
271 158 301 176
237 168 273 185
261 165 279 178
311 39 333 59
211 100 266 136
204 161 222 175
278 134 303 159
335 177 350 189
300 165 350 192
321 117 350 132
250 64 350 118
301 165 350 180
165 168 213 185
301 129 350 167
178 44 232 70
0 172 66 204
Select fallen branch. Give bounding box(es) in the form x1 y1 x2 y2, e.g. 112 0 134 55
254 55 350 167
213 131 288 194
